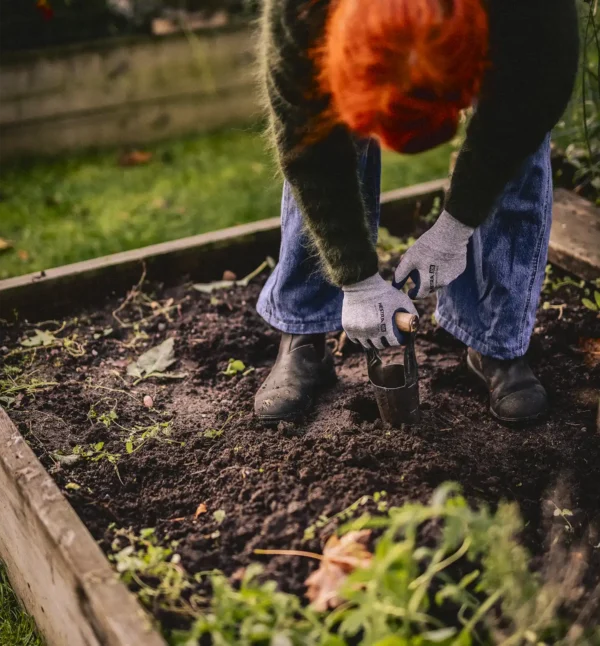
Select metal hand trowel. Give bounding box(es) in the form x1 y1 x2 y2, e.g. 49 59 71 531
367 312 420 426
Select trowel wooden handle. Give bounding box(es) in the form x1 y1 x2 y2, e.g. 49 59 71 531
394 312 419 333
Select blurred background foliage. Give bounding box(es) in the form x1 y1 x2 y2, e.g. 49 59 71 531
551 0 599 200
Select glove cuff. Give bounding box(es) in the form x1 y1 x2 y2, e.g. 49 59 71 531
436 210 475 244
341 272 384 293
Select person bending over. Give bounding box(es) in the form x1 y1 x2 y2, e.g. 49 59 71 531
255 0 579 424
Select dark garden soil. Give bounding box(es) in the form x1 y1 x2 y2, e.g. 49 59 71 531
1 256 599 633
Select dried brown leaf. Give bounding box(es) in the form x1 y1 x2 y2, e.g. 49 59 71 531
119 150 153 167
305 530 372 611
579 337 600 367
194 503 207 519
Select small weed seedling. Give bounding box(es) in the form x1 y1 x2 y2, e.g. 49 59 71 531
222 358 254 377
542 300 567 319
0 367 57 408
303 491 388 541
87 401 119 428
92 326 113 340
551 501 575 532
65 442 123 484
543 264 586 294
124 421 182 454
582 290 600 312
201 412 242 440
213 509 226 524
17 322 86 358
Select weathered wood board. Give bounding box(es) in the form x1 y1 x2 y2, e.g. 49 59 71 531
0 409 166 646
549 189 600 282
0 27 255 159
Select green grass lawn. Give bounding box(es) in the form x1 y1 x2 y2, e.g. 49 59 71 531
0 124 451 280
0 563 43 646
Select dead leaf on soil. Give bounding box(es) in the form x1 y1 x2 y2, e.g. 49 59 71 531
194 503 207 519
126 338 187 383
0 237 13 253
305 530 372 611
119 150 153 167
579 337 600 367
20 328 56 348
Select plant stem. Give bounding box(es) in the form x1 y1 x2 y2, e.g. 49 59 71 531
253 549 324 561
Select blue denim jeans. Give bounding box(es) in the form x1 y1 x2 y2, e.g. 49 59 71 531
257 136 552 360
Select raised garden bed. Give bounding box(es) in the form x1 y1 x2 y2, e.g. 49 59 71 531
1 182 599 645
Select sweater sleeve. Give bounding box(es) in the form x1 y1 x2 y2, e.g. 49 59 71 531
260 0 379 287
445 0 579 228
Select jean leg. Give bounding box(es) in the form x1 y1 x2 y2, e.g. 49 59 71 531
436 135 553 359
257 139 382 333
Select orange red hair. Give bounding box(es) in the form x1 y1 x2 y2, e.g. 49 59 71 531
315 0 489 153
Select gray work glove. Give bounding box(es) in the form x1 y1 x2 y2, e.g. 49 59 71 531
394 210 474 299
342 273 418 349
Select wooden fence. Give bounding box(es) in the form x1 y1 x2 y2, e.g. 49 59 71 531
0 26 257 160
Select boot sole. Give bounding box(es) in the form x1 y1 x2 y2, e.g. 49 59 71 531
466 354 546 426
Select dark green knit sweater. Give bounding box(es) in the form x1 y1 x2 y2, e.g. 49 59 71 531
260 0 579 286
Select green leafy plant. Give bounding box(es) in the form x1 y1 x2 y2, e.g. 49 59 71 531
170 564 329 646
553 0 600 203
112 485 596 646
220 487 595 644
110 527 204 616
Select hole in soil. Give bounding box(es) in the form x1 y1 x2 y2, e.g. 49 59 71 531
344 395 380 422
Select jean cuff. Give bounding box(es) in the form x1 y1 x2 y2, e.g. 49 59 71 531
257 304 343 335
435 308 528 360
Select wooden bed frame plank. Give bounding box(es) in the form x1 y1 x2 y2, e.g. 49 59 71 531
0 409 166 646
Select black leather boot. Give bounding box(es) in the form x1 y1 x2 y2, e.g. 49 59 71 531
467 348 548 424
255 334 337 423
